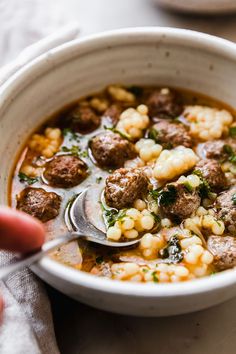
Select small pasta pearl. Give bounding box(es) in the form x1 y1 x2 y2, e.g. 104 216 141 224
124 229 139 239
126 208 141 220
140 147 153 162
122 217 135 231
134 199 146 211
140 215 154 230
201 250 214 265
107 227 122 241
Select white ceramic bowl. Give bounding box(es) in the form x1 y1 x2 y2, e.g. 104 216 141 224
1 27 236 316
154 0 236 14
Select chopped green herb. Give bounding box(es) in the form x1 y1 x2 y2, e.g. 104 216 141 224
63 128 80 142
142 268 148 273
96 176 103 184
184 181 194 193
149 188 161 200
61 145 80 156
223 144 236 164
193 169 212 199
152 271 159 283
232 193 236 205
102 207 127 228
159 235 183 264
18 172 39 185
148 128 158 142
223 144 233 155
79 150 88 158
96 256 104 264
104 126 131 140
229 126 236 137
151 212 161 224
159 185 177 206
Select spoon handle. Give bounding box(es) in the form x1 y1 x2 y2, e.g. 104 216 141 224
0 232 80 281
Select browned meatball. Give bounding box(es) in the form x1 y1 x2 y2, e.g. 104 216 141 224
147 89 183 119
202 138 236 160
103 104 122 125
207 235 236 270
215 186 236 233
195 159 227 191
159 182 201 221
105 168 149 209
90 132 136 168
17 187 61 222
152 119 193 148
44 155 88 188
66 105 100 133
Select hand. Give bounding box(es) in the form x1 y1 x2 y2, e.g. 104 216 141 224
0 206 45 320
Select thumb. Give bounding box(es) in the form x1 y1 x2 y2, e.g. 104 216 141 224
0 206 45 253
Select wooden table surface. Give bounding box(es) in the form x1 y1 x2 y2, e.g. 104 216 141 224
1 1 236 353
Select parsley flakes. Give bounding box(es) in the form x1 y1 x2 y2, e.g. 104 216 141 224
18 172 39 185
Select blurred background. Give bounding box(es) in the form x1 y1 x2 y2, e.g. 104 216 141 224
1 0 236 66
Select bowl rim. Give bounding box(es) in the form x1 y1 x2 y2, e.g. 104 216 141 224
3 26 236 297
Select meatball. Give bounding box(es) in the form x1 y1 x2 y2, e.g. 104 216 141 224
147 89 183 119
202 138 236 160
44 155 88 188
103 104 122 125
16 187 61 222
152 119 193 148
159 182 201 221
195 159 227 191
207 235 236 270
66 105 100 133
90 132 136 168
215 186 236 233
105 168 149 209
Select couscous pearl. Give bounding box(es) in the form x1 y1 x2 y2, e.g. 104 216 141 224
134 219 144 232
175 266 189 277
140 147 153 162
184 252 198 265
161 218 172 228
123 263 140 276
128 127 141 139
196 206 208 216
158 273 170 282
137 104 148 115
122 217 135 231
143 249 153 258
124 229 138 239
186 174 200 188
170 275 180 283
151 144 162 157
194 265 207 277
141 215 154 230
140 233 153 248
212 221 225 235
126 208 140 220
107 227 122 241
180 236 202 249
189 244 203 257
157 264 169 273
201 250 214 265
134 199 146 211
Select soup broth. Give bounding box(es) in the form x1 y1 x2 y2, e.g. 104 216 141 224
10 85 236 283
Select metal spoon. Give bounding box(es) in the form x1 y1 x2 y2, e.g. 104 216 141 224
0 188 140 280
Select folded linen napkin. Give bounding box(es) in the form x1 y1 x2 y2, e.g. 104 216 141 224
0 24 79 354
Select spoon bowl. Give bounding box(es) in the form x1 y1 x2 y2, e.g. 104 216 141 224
0 187 140 280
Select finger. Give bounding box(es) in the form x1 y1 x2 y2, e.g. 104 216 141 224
0 207 45 253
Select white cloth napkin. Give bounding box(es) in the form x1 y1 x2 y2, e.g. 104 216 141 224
0 24 79 354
